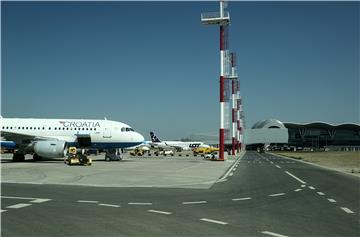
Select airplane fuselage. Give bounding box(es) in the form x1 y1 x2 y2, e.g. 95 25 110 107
0 118 144 149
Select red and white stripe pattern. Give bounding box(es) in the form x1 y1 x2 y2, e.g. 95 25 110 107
237 94 241 152
231 53 237 155
219 24 225 161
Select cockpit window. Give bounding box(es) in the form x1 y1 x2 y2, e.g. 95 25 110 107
121 127 134 132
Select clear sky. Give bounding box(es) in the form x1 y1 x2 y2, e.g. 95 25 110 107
1 1 359 140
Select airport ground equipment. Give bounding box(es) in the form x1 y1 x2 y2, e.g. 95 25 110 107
105 148 123 161
204 151 219 160
154 150 174 156
130 147 145 156
193 147 219 156
65 147 92 166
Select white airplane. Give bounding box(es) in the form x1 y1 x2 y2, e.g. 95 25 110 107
0 117 144 162
149 131 210 151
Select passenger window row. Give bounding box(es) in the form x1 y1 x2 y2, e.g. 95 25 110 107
1 126 97 131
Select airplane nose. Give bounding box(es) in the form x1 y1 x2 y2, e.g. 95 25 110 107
136 132 145 143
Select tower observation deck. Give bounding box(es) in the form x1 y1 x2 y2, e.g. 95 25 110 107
201 11 230 25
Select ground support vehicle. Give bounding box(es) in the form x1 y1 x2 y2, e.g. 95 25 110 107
204 152 219 160
193 147 219 156
130 147 145 156
65 147 92 166
105 148 123 161
154 150 174 156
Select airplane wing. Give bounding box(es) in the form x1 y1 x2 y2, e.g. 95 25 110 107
1 131 56 147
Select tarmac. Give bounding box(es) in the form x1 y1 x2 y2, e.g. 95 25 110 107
0 153 243 189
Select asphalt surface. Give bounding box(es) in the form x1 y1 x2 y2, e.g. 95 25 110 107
1 151 359 237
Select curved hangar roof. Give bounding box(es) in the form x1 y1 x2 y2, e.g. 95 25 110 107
252 119 360 130
251 119 286 129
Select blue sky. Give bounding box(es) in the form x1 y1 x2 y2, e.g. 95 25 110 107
1 1 359 139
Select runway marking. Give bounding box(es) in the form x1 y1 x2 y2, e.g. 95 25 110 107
30 198 52 203
182 201 207 205
232 197 252 201
275 165 281 169
233 168 237 171
308 186 315 190
128 202 152 205
317 192 325 196
269 193 286 197
77 200 99 203
261 231 288 237
301 185 306 188
200 218 228 225
217 155 243 183
7 203 32 209
229 172 234 177
98 203 120 208
270 161 274 164
217 179 227 183
285 171 306 184
148 210 172 215
1 210 7 213
294 189 302 192
327 198 337 203
341 207 355 214
1 196 50 201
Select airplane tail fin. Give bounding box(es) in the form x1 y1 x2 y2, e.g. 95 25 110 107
150 131 161 142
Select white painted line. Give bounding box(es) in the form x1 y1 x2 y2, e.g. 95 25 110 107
341 207 355 214
308 186 315 190
301 184 306 188
77 200 99 203
30 198 52 203
1 196 34 200
217 178 227 183
1 196 47 201
98 204 120 208
128 203 152 205
261 231 289 237
285 171 306 184
327 198 337 203
217 155 243 183
148 210 172 215
7 203 32 209
275 165 281 169
269 193 286 197
270 161 274 164
200 218 228 225
317 192 325 196
1 210 7 213
294 189 302 192
229 172 234 177
182 201 207 205
232 197 252 201
233 168 237 171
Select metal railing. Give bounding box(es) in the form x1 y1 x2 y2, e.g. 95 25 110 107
201 11 229 20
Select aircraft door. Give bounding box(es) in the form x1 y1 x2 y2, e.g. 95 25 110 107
103 127 112 138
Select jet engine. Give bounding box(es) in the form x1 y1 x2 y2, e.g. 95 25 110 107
34 141 67 158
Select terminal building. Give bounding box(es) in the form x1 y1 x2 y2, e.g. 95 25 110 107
246 119 360 150
190 119 360 151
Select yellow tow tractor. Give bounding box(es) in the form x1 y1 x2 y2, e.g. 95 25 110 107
65 147 92 166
